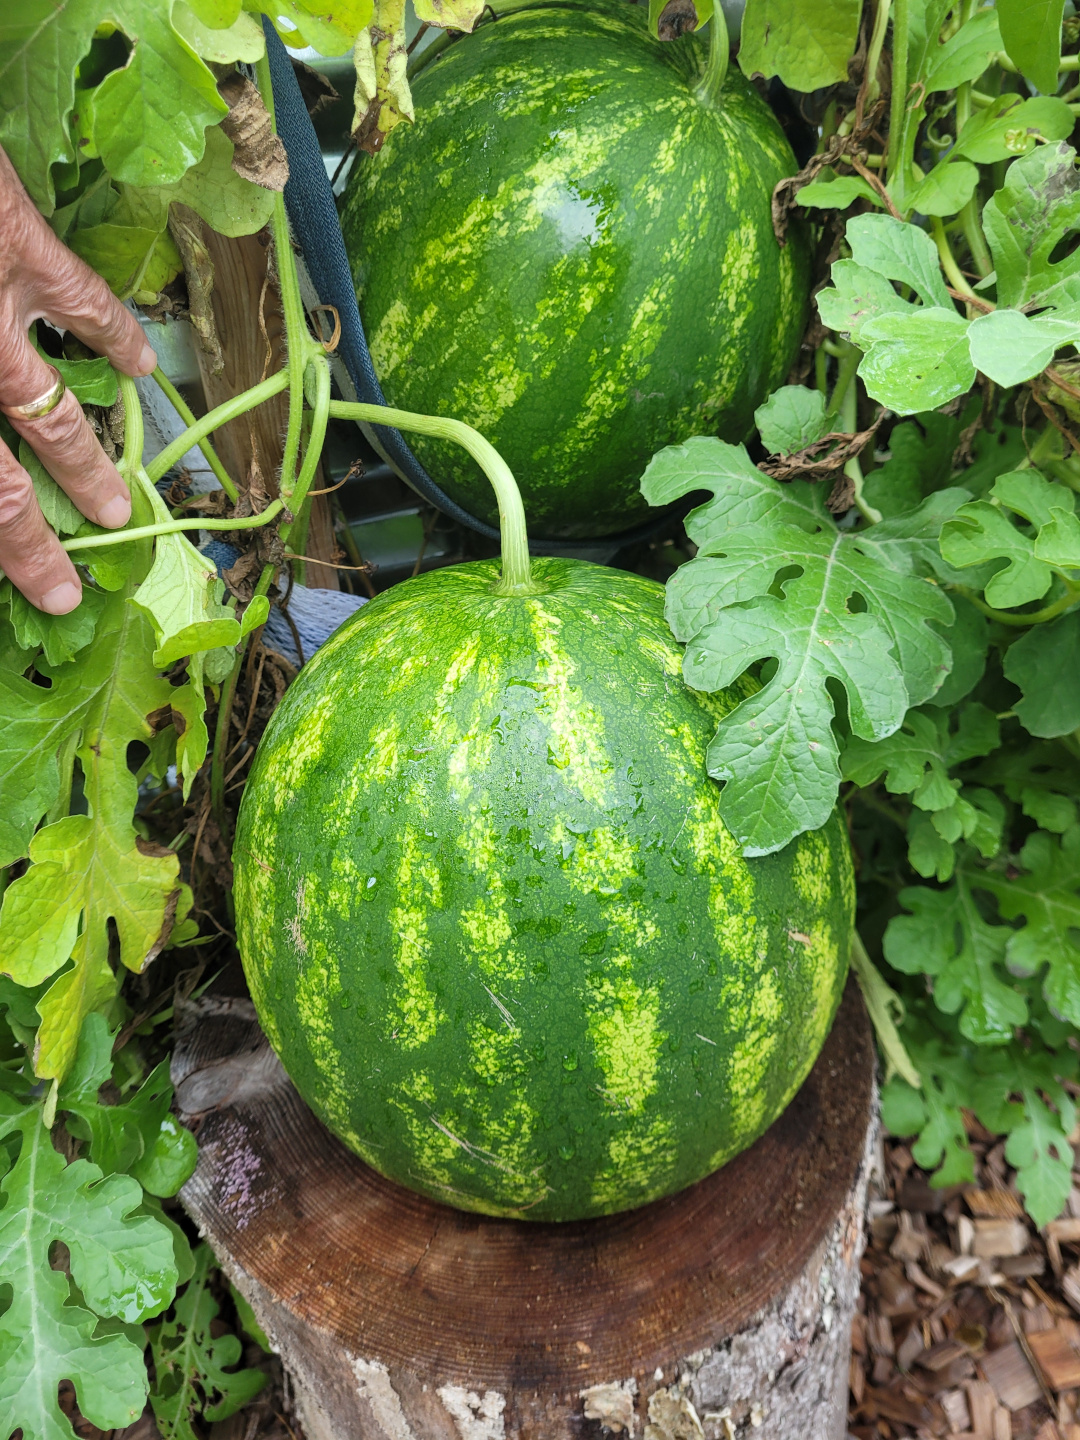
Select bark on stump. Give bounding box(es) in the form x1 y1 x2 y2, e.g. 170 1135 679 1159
173 980 878 1440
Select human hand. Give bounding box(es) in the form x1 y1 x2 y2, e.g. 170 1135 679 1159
0 144 159 615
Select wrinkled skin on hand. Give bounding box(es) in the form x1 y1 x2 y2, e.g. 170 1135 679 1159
0 145 158 614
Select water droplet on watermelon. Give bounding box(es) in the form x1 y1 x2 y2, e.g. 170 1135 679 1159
558 1144 575 1161
340 991 352 1009
562 1052 578 1071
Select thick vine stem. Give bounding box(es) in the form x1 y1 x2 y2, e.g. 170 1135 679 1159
886 0 910 204
256 49 313 506
695 8 730 107
145 371 289 484
151 368 239 501
849 931 921 1088
62 502 286 553
864 0 892 104
118 373 146 477
281 355 331 538
329 398 540 594
836 356 882 525
932 217 979 302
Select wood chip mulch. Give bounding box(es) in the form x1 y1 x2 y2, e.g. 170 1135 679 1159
849 1132 1080 1440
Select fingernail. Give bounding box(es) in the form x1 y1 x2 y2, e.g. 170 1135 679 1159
98 493 131 528
138 342 158 375
40 581 81 615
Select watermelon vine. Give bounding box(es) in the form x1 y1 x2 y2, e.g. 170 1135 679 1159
2 0 1080 1431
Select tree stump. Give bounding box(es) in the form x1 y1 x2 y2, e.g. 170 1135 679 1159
173 980 877 1440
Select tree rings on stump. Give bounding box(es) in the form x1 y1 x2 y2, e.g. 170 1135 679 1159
173 978 877 1440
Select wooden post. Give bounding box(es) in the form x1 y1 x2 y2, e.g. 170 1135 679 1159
191 222 340 589
173 981 877 1440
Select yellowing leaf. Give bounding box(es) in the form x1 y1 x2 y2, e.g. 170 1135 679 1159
91 0 228 188
413 0 485 33
0 738 180 1080
250 0 375 56
352 0 413 155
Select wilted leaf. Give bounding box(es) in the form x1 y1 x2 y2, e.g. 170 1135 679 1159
352 0 412 154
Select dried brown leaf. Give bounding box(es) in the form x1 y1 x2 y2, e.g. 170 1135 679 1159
218 73 289 192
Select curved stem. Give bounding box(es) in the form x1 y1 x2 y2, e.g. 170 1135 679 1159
144 371 289 484
954 582 1080 627
827 341 861 421
837 359 882 524
329 398 538 593
282 356 331 521
932 216 978 301
151 368 239 501
62 500 285 552
695 9 730 107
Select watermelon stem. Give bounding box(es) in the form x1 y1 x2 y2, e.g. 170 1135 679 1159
695 10 730 108
328 399 541 595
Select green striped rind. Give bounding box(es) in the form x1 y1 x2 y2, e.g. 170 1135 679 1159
234 560 853 1221
341 6 810 539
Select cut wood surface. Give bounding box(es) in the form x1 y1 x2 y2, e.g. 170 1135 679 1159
192 222 340 588
173 980 877 1440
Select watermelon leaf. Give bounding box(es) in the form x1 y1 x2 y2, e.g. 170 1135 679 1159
982 143 1080 309
977 825 1080 1027
881 1056 976 1189
0 1097 178 1440
59 1013 199 1197
352 0 413 153
795 174 883 211
754 385 830 456
738 0 861 92
973 1042 1077 1227
842 704 1004 880
922 6 1002 93
939 467 1078 609
149 1243 267 1440
0 0 103 213
1004 609 1080 737
642 438 957 855
884 875 1027 1045
996 0 1067 96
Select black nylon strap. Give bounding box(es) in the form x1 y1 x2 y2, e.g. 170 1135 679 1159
262 20 670 552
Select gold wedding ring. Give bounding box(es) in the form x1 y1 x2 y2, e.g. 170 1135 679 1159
1 365 67 421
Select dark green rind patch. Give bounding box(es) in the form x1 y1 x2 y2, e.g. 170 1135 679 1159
235 560 852 1221
341 7 810 538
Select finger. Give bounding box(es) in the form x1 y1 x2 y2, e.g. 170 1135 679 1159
8 383 131 531
0 438 82 614
0 145 157 379
34 242 157 377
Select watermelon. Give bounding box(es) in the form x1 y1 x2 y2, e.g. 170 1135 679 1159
340 4 811 539
234 558 853 1221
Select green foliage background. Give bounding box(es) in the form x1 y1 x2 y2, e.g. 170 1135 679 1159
5 0 1080 1432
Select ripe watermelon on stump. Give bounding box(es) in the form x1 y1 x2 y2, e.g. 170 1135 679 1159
234 558 854 1222
341 4 811 539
